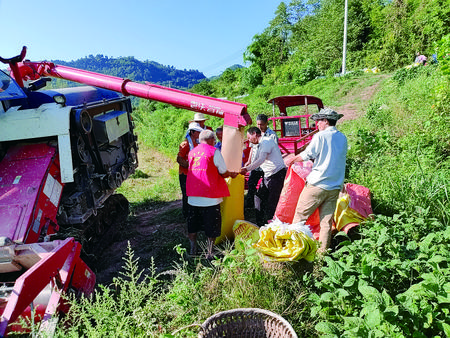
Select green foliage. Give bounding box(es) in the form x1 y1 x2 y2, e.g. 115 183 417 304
244 3 291 75
190 79 215 96
392 63 438 85
240 65 264 91
309 211 450 337
54 243 165 337
50 61 450 337
52 243 314 337
436 33 450 76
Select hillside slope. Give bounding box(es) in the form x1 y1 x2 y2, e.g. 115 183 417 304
52 54 207 88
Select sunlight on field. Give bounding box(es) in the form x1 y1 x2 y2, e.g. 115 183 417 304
117 141 181 208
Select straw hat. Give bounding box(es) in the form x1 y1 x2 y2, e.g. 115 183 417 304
311 107 344 121
190 113 209 122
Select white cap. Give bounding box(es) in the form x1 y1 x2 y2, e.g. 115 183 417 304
188 122 203 133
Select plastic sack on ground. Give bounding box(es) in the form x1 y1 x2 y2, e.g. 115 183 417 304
274 162 320 239
233 219 260 244
334 183 373 233
253 218 318 262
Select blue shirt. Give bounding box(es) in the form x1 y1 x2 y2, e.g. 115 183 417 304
299 126 347 190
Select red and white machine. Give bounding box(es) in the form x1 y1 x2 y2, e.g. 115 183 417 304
0 47 251 336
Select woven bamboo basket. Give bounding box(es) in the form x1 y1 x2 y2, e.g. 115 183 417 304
198 308 298 338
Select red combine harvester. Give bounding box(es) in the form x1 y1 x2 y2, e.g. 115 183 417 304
268 95 323 156
242 95 322 190
0 47 251 336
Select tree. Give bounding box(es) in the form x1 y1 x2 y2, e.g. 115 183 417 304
244 2 292 75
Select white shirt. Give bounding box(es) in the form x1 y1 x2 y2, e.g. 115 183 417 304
246 138 286 177
299 126 347 190
188 149 228 207
250 128 278 163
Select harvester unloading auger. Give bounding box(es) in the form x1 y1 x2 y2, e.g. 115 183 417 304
0 47 251 336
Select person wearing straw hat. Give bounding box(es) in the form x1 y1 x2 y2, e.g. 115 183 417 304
285 107 347 253
177 122 203 220
190 112 213 131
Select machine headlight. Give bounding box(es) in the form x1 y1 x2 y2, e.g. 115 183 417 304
53 94 66 106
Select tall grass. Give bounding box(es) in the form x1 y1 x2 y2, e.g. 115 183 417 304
52 243 315 337
342 65 450 226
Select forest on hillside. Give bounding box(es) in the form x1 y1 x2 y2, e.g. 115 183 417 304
190 0 450 99
52 55 207 88
46 1 450 95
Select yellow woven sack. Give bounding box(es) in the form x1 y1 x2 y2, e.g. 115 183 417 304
334 193 366 231
254 227 317 262
216 174 245 244
233 220 260 244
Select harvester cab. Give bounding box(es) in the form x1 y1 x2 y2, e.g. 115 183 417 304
267 95 323 156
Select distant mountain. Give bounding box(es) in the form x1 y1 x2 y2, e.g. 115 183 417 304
52 55 206 89
208 64 244 81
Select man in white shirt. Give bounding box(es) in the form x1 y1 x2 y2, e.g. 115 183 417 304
240 126 286 226
245 114 278 208
285 108 347 252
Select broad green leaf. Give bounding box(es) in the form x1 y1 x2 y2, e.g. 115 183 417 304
442 322 450 337
361 303 382 328
315 321 340 336
336 288 350 299
381 289 394 307
343 316 365 329
358 280 382 304
437 294 450 304
343 275 357 288
320 292 335 302
428 255 447 264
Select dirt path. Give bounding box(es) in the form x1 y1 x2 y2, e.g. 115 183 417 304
334 74 390 122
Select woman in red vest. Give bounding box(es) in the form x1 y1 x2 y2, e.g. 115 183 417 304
186 130 237 259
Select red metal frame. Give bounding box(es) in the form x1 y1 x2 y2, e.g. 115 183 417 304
267 95 324 156
0 239 95 336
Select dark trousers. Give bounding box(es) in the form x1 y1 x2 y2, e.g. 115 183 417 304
179 174 188 220
246 168 264 208
255 168 287 226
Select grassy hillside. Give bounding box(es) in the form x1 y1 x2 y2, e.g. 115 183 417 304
51 65 450 337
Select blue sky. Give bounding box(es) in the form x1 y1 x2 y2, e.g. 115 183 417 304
1 0 282 77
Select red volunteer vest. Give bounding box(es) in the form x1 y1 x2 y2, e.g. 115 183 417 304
186 143 230 198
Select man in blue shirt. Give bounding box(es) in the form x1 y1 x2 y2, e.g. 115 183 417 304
285 108 347 252
214 126 223 151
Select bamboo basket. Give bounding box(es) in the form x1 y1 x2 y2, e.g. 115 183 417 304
198 308 298 338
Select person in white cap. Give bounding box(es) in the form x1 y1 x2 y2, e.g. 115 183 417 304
177 122 203 220
190 113 213 131
285 107 347 253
